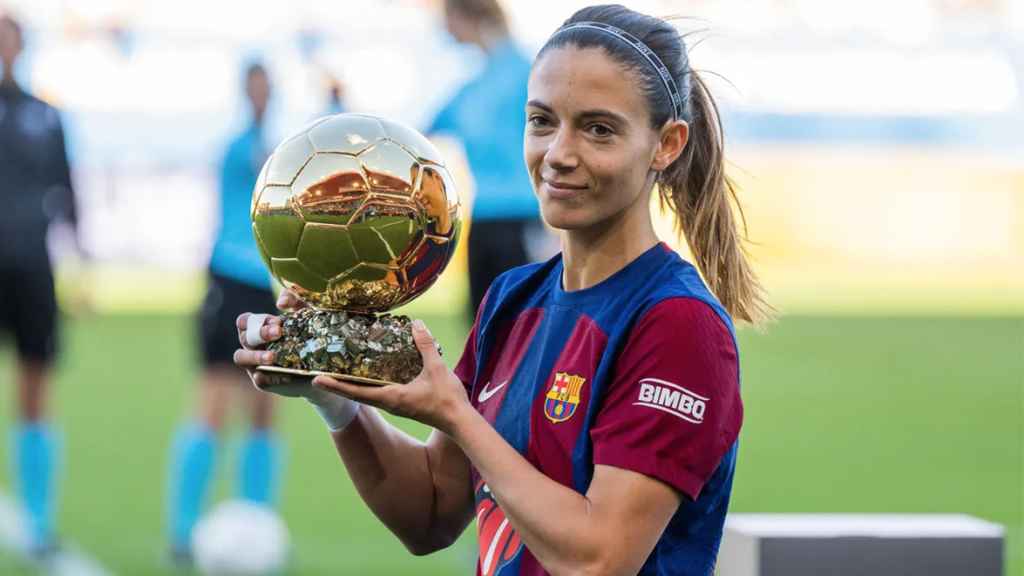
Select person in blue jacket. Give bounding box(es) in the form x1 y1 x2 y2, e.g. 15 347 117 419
164 62 282 565
428 0 545 319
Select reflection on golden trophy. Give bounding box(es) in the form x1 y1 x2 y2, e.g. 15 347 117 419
251 113 461 385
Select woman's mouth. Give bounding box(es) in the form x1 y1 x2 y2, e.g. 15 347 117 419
542 179 587 200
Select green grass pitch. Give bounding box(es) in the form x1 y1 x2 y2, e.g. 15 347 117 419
0 313 1019 575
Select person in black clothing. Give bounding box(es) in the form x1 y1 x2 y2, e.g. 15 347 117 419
0 12 80 557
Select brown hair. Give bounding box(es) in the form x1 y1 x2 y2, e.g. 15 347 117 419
540 5 772 324
444 0 509 34
658 73 771 323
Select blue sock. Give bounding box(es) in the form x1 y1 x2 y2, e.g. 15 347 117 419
11 423 59 549
166 424 217 551
237 430 282 505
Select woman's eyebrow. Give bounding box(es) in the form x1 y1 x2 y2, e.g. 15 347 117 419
526 99 553 112
577 109 628 125
527 100 627 125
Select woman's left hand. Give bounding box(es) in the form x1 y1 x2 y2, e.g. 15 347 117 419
312 319 470 434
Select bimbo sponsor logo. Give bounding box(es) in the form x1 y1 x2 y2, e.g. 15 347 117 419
634 378 708 424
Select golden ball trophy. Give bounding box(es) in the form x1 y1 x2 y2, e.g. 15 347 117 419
250 113 461 386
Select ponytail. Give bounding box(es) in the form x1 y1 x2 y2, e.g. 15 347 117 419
658 72 772 324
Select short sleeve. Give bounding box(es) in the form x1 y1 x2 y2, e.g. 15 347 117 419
590 298 742 500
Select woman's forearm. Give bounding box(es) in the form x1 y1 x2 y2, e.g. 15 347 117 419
448 405 613 575
331 406 472 554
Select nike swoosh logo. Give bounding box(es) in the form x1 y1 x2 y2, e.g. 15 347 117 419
478 380 508 403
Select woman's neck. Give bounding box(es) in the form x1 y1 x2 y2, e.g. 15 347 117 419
560 198 658 292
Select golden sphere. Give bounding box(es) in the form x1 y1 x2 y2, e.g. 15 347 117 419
251 114 461 312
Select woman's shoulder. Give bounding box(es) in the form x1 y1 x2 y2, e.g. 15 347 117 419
639 253 733 332
633 296 733 343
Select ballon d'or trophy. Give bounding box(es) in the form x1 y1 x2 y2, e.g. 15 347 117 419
251 113 461 386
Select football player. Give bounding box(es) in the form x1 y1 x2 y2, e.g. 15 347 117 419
0 12 81 560
164 62 282 564
237 5 771 574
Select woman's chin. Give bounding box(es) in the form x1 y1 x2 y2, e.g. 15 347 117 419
540 207 593 232
541 215 584 232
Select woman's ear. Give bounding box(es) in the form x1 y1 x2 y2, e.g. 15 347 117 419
651 121 688 171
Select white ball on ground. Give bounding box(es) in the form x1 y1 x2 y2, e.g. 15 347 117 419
192 500 290 576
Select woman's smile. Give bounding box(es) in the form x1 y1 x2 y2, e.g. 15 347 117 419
541 177 589 200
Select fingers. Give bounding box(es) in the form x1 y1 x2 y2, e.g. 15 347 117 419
233 347 275 368
255 372 314 398
244 313 270 347
249 371 280 392
236 313 282 349
244 313 273 347
313 375 399 409
411 319 443 369
276 290 306 312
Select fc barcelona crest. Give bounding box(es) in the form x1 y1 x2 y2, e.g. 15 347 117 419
544 372 586 423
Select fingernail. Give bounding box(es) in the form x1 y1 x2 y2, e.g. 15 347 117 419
412 319 429 334
262 352 274 363
268 325 281 338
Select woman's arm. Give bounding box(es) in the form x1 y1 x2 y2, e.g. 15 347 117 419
453 405 681 575
330 408 476 555
318 321 683 575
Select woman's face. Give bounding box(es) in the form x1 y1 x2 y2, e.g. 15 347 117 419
524 45 670 233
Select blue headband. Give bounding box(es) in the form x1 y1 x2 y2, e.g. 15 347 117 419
552 21 685 121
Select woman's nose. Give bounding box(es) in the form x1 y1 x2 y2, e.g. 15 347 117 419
544 128 578 171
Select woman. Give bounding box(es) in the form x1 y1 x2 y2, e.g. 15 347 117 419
236 5 769 575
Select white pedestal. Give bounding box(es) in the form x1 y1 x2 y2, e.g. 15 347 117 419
718 514 1004 576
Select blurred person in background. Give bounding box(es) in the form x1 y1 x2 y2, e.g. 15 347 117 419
164 61 283 566
0 12 80 560
324 73 346 116
428 0 545 319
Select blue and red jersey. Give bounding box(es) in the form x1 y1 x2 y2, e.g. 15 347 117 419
455 242 743 576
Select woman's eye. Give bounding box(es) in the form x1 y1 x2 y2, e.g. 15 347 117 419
528 115 551 128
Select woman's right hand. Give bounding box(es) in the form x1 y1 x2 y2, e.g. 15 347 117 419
233 289 304 392
232 290 361 431
232 311 287 392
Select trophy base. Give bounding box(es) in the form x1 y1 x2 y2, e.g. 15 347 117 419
264 308 424 386
255 365 395 388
